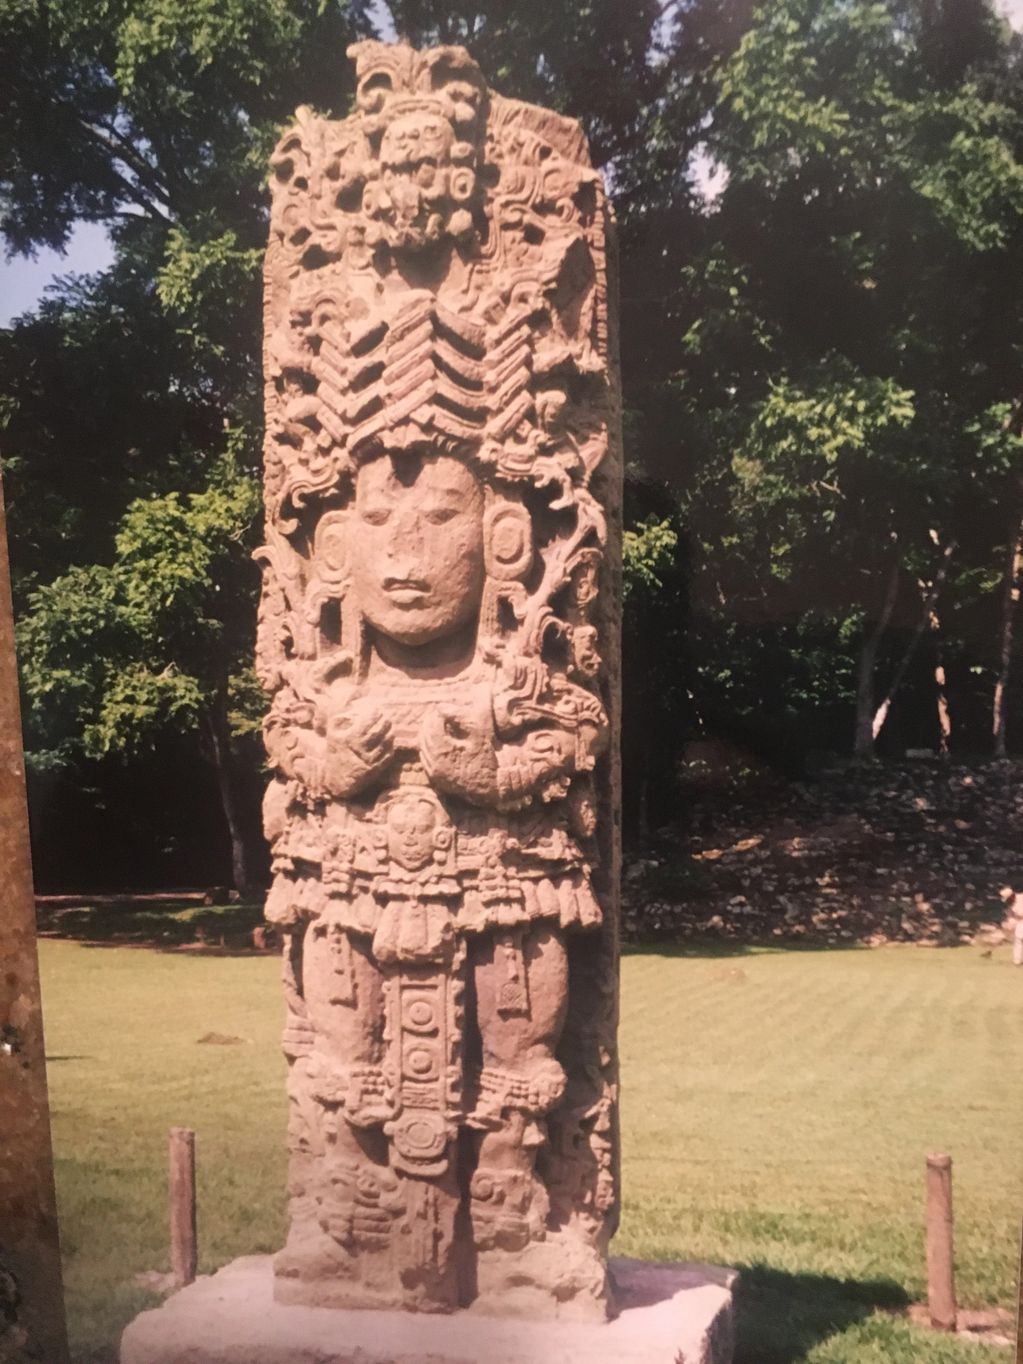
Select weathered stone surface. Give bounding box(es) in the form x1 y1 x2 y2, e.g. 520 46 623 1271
256 40 622 1317
0 475 69 1364
120 1256 736 1364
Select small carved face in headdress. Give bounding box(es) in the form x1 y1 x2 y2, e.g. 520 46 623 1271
380 109 453 175
362 99 475 251
350 452 485 648
386 794 441 870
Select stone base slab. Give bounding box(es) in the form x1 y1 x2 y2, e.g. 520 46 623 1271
120 1254 737 1364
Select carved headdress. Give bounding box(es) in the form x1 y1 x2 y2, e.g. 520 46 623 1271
259 41 616 690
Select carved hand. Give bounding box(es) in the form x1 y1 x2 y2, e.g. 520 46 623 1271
495 726 576 806
322 700 394 797
264 708 326 794
420 699 501 806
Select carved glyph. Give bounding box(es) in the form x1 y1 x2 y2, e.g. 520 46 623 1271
259 39 621 1319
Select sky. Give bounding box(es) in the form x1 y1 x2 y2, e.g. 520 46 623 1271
1 221 114 326
2 0 1022 326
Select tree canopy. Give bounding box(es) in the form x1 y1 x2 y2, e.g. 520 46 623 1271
649 0 1023 763
3 0 1023 884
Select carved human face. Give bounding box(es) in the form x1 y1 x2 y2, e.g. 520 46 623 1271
381 109 454 175
387 795 439 871
351 453 485 648
370 109 454 250
364 103 474 250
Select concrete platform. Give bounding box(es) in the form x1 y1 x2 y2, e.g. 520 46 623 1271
120 1254 737 1364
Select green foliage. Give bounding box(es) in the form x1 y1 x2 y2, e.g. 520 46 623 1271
740 371 916 481
905 87 1023 250
726 365 916 588
381 0 663 170
716 0 895 177
662 0 1023 755
1 0 682 867
113 0 311 94
0 0 673 770
156 226 263 358
965 400 1023 478
0 0 373 251
0 0 374 877
17 454 260 764
227 666 268 739
621 486 690 836
623 515 679 599
83 664 208 757
6 0 1023 866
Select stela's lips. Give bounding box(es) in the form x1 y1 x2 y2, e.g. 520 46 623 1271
383 576 429 605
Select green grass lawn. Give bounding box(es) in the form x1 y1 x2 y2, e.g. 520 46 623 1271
39 939 1022 1362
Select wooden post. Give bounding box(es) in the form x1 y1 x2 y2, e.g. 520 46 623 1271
169 1127 197 1286
0 473 70 1362
926 1152 956 1331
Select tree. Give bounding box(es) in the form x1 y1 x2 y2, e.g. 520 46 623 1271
16 450 264 889
665 0 1023 758
10 0 1023 895
622 494 690 843
0 0 376 252
0 0 379 887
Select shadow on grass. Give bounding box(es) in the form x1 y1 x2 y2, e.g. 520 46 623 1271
734 1263 910 1364
79 940 275 958
622 938 877 959
37 898 275 956
623 932 995 960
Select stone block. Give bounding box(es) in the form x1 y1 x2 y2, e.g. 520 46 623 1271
120 1255 736 1364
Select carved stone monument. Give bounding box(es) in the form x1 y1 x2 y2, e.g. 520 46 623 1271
121 40 738 1364
257 38 621 1321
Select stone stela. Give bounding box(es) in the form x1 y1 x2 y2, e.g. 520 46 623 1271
257 38 623 1319
120 40 736 1364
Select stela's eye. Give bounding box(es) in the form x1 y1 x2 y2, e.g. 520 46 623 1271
360 506 391 525
425 506 459 525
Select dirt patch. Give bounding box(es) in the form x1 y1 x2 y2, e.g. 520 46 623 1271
624 759 1023 946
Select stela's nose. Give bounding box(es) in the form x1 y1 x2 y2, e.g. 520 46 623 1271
388 511 424 560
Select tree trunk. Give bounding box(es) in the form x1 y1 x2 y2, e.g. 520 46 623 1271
204 696 258 895
928 596 951 756
934 659 951 756
872 537 956 746
853 552 900 759
993 513 1023 759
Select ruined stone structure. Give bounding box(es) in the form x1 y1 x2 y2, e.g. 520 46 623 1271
258 40 622 1321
